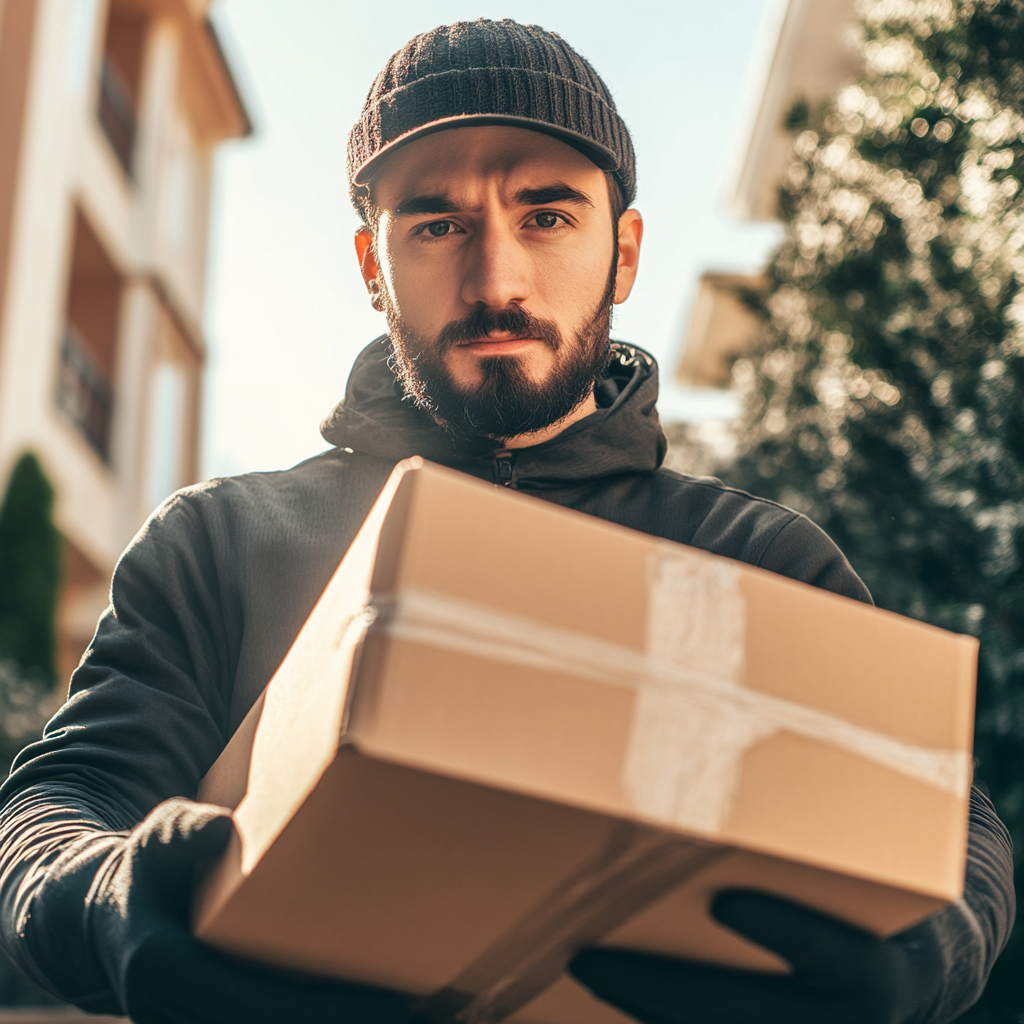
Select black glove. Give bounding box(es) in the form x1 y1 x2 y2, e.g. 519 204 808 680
20 797 412 1024
570 890 945 1024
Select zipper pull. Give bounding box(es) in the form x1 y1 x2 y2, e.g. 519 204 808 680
493 450 514 486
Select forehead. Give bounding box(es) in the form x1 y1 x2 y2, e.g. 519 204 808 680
369 125 605 207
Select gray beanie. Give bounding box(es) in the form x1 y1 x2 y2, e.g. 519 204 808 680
348 19 636 206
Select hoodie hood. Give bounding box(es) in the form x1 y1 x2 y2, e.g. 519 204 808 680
320 337 667 488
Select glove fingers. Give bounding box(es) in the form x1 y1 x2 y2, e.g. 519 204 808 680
134 799 235 872
711 889 884 987
570 948 838 1024
125 926 411 1024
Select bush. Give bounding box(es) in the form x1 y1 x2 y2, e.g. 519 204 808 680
0 453 61 687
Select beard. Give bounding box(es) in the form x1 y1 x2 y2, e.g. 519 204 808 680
382 266 616 446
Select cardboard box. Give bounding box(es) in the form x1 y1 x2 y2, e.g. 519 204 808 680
193 459 977 1024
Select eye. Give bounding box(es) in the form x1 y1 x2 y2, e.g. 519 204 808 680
534 211 560 228
426 220 452 237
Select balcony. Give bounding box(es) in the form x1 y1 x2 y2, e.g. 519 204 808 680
57 325 114 463
97 56 136 176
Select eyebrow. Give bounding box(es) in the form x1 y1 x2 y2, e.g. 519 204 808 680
393 194 462 216
514 183 594 208
392 182 595 217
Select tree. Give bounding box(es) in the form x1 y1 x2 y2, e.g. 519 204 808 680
0 453 62 687
713 1 1024 1017
0 467 65 1010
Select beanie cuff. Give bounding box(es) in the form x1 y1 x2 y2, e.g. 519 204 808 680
349 67 635 204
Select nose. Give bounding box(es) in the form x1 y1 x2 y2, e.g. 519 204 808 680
460 219 531 312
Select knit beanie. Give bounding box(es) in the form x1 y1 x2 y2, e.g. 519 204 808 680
348 19 636 206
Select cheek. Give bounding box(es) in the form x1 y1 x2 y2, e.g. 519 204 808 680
379 234 460 336
532 234 613 311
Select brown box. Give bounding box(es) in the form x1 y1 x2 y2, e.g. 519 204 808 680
193 459 977 1024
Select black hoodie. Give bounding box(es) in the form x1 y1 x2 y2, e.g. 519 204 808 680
321 341 873 601
0 340 1013 1020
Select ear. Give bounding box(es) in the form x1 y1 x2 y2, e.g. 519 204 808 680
613 209 643 304
354 228 383 309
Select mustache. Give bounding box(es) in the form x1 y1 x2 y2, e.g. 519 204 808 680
435 304 563 353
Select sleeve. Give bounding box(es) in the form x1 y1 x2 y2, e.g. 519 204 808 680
759 512 1016 1022
913 786 1015 1024
0 490 240 1000
0 786 129 1009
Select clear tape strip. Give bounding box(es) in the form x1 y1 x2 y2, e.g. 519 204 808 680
369 582 971 818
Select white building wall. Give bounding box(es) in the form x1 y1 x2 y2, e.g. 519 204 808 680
733 0 861 221
0 0 117 570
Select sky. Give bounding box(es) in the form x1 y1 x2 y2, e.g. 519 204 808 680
202 0 784 478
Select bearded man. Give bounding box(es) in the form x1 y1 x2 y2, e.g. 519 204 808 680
0 19 1013 1024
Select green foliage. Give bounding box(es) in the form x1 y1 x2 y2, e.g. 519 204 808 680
0 453 61 687
0 658 54 769
718 2 1024 1018
0 458 65 1008
785 95 811 132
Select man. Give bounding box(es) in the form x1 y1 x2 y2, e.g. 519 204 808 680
0 19 1013 1024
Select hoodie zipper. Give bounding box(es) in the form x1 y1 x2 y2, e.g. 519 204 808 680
492 450 515 487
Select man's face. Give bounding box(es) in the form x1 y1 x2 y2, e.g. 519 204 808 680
357 126 641 443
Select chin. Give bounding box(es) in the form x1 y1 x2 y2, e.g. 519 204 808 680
462 352 552 386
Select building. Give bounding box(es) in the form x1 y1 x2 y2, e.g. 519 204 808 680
675 0 859 393
0 0 249 683
675 272 768 390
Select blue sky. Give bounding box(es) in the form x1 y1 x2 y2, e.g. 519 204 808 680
203 0 783 477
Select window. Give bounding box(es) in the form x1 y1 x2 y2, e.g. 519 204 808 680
65 0 99 94
160 120 194 251
144 361 186 510
141 307 200 513
58 326 114 460
56 213 123 462
97 4 147 175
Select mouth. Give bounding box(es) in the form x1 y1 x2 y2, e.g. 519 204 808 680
457 337 545 356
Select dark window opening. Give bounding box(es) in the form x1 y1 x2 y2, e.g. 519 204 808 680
97 6 146 176
56 213 123 463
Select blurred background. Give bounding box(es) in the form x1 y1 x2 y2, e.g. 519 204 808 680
0 0 1021 1019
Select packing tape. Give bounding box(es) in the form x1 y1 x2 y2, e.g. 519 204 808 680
413 825 725 1024
370 549 970 837
626 552 772 833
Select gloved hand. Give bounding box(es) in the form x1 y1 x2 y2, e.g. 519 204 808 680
20 797 412 1024
570 890 945 1024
